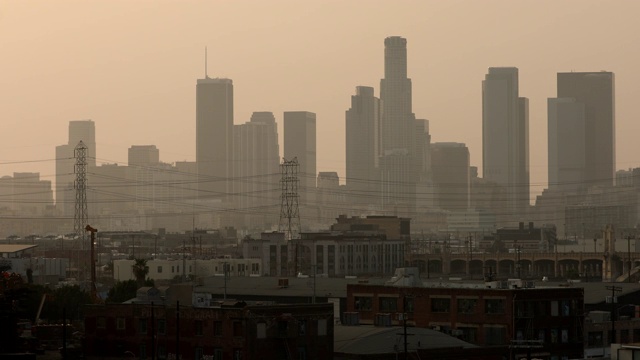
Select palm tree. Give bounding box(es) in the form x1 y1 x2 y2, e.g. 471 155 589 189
132 259 149 288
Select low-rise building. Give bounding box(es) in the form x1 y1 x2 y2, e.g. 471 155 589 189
113 258 262 282
346 281 584 359
83 301 334 360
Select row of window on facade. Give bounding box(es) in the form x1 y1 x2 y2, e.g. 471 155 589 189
154 263 259 274
97 317 328 338
354 296 578 316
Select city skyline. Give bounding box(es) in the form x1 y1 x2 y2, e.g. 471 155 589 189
2 1 640 204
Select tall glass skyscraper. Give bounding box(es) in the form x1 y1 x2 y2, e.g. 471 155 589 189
379 36 417 212
482 67 529 213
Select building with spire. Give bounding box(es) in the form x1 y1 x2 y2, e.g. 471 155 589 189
379 36 417 213
196 76 234 201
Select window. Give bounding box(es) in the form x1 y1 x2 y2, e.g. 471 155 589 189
171 266 175 273
379 297 398 312
354 296 372 311
158 319 166 335
195 347 204 360
431 298 450 313
157 266 162 273
318 319 327 336
116 317 126 330
97 317 106 329
551 301 559 316
257 323 266 339
485 326 506 345
551 329 559 343
297 347 307 360
139 344 147 360
561 300 571 316
233 349 243 360
485 299 505 314
457 299 477 314
213 321 222 336
214 348 223 360
405 297 414 313
138 318 147 334
158 346 166 360
195 320 203 336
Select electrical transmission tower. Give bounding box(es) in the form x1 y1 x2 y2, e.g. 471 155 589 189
74 141 88 248
278 157 301 241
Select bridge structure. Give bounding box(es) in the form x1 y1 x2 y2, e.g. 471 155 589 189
407 250 640 281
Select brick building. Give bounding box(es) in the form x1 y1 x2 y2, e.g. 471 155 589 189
346 282 584 359
84 302 334 360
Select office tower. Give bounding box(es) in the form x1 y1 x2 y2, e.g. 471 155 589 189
128 145 160 167
196 77 233 201
55 120 96 216
557 72 615 187
284 111 316 203
548 98 586 193
379 36 417 211
431 143 470 211
345 86 381 204
127 145 161 214
233 112 280 228
414 119 433 208
0 173 53 215
482 67 529 212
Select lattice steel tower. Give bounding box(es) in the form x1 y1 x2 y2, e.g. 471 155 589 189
74 141 88 247
278 157 301 241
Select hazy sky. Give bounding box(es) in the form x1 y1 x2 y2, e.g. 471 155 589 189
1 1 639 201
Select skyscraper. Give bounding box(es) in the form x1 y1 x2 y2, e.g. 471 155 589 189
482 67 529 213
233 112 280 228
284 111 316 203
547 98 586 193
431 143 470 211
345 86 381 204
196 77 233 201
557 72 615 188
379 36 417 211
55 120 96 216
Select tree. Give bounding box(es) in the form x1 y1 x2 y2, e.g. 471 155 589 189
106 279 154 304
132 259 150 288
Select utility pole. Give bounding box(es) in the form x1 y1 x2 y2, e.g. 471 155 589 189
85 225 98 302
628 235 632 283
606 285 622 345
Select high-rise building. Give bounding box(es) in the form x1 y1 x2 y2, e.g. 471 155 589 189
283 111 316 203
482 67 529 213
233 112 280 228
55 120 96 216
547 98 586 193
128 145 160 167
379 36 417 212
345 86 381 204
557 72 615 188
431 143 470 211
196 77 234 201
